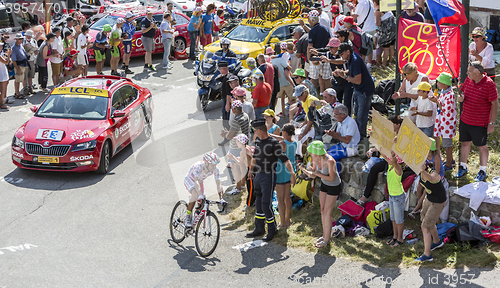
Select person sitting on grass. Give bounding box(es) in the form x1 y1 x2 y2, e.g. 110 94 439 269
408 138 444 218
381 150 405 248
410 81 436 138
429 72 456 172
414 160 447 262
299 140 341 248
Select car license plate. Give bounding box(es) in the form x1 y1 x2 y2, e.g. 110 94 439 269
34 156 59 164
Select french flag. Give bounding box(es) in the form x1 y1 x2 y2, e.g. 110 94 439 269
426 0 468 35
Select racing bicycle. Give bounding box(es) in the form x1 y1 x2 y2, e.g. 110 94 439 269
169 197 226 257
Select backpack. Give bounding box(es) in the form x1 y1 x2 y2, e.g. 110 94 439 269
350 28 374 56
377 15 396 47
486 29 500 45
374 219 393 238
447 221 486 246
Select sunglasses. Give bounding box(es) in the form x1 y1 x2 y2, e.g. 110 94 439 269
472 35 482 39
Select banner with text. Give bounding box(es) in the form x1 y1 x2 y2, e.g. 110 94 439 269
369 109 396 157
391 118 432 174
398 18 461 80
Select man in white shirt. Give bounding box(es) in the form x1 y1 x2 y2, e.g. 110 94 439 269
352 0 376 67
77 25 90 76
331 5 346 33
50 27 64 85
313 2 331 30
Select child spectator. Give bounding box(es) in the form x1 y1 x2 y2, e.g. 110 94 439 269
213 9 226 41
263 109 281 135
381 150 405 247
408 138 444 218
274 124 297 228
411 81 435 137
288 42 299 72
414 160 447 262
430 72 456 171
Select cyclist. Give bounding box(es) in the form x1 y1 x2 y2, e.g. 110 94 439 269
184 152 226 227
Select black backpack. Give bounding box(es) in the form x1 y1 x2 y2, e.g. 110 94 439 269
374 219 393 238
377 15 396 47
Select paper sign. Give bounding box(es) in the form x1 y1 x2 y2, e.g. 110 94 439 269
36 129 64 141
369 109 396 157
391 117 432 173
380 0 413 12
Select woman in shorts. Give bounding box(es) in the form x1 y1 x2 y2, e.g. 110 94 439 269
299 140 341 248
275 124 297 228
414 160 447 262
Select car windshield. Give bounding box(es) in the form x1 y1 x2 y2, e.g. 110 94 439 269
226 25 270 43
90 15 119 31
36 94 108 120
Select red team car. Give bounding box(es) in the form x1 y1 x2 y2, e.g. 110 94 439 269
11 76 153 174
87 8 192 61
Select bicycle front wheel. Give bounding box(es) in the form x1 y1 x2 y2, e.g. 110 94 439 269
195 211 220 257
170 200 188 243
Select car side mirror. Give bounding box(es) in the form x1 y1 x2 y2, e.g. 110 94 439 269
30 105 38 113
270 37 279 44
112 110 126 118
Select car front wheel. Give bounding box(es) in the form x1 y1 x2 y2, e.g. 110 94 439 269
96 140 111 174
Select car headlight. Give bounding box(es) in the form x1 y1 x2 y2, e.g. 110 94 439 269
71 140 97 152
236 53 249 60
12 135 24 149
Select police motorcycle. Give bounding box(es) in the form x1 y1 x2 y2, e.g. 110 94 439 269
194 40 251 111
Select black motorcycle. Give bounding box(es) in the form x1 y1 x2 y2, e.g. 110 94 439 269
194 52 251 111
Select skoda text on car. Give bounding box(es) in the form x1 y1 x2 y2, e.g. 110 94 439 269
87 8 191 62
11 75 154 174
200 17 305 67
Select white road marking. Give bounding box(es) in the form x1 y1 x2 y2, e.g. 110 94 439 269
0 142 10 152
0 244 38 255
0 177 23 184
176 76 197 81
232 240 268 252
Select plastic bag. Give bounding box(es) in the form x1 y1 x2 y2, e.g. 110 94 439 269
470 211 491 229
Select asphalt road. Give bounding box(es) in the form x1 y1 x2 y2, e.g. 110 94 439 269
0 55 497 288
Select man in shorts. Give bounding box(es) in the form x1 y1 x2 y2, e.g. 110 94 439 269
93 24 111 75
455 61 498 181
11 33 29 99
184 152 226 227
141 9 157 71
110 18 124 76
307 10 331 94
121 12 136 74
50 27 64 86
77 25 90 76
23 30 38 95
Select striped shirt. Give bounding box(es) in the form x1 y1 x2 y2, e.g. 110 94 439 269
460 75 498 127
229 112 250 150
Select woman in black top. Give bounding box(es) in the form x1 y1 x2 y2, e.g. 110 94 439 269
414 162 447 262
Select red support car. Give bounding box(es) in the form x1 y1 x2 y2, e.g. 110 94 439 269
87 8 191 62
11 75 153 174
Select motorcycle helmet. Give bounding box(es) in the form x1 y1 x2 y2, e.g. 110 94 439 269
203 152 220 165
220 38 231 48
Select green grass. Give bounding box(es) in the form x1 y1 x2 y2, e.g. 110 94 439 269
221 63 500 268
223 190 500 268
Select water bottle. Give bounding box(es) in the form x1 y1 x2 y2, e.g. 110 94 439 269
406 238 420 245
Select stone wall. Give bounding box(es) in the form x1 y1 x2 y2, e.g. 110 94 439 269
328 157 500 226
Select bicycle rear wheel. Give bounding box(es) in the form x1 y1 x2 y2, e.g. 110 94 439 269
195 211 220 257
170 200 188 243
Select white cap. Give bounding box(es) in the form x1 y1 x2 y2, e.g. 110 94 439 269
125 11 134 18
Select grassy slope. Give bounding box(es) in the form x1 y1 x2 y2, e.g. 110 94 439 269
222 64 500 268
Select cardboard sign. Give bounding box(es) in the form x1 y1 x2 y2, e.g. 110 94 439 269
380 0 413 12
369 109 396 157
391 117 432 173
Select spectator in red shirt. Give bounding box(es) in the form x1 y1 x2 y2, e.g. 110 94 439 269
251 69 272 120
256 54 274 91
455 61 498 182
60 49 83 83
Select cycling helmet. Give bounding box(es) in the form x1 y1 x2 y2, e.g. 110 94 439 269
220 38 231 48
280 42 288 51
203 152 220 165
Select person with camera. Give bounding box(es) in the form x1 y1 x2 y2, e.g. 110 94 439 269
0 41 11 109
93 24 111 75
11 33 30 99
141 9 158 71
23 30 38 95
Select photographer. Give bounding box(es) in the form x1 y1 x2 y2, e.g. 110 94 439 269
110 18 125 76
141 9 158 71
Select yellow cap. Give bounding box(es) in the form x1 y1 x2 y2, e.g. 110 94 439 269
417 82 432 92
263 109 275 117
